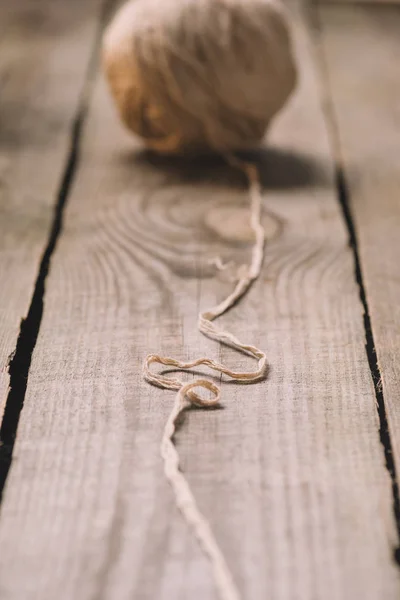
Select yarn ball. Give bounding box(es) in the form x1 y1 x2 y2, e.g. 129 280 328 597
102 0 297 154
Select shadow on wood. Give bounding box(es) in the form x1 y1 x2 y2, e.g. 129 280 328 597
116 145 328 191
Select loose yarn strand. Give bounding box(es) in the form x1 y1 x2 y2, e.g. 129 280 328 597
161 384 241 600
143 156 267 600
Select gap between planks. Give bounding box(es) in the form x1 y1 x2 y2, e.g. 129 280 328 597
0 0 115 499
308 3 400 563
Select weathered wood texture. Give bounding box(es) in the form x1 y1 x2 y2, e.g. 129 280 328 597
318 4 400 489
0 3 399 600
0 0 103 419
318 1 400 5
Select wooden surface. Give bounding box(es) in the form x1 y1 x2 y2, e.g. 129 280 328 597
318 4 400 502
318 1 400 5
0 2 399 600
0 0 103 419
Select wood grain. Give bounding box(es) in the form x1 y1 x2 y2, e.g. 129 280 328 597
0 0 103 419
0 3 399 600
318 4 400 500
317 0 400 6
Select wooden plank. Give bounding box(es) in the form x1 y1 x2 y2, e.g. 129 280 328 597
0 0 104 421
318 1 400 6
0 3 399 599
318 4 400 514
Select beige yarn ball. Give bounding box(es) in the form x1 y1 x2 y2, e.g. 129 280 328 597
102 0 297 154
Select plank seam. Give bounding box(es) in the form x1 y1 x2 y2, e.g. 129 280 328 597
335 169 400 566
308 3 400 566
0 0 114 503
307 6 400 566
